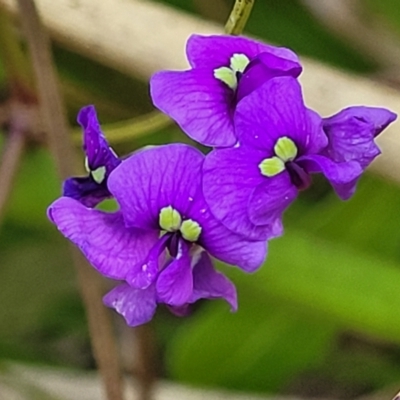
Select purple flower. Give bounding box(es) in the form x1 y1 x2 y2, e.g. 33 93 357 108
48 144 267 326
202 77 365 240
150 34 302 148
63 105 120 207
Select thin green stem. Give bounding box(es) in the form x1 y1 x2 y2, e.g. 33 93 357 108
224 0 255 35
15 1 125 399
71 110 171 145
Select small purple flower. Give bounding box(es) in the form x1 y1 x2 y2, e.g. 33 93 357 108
150 34 302 147
202 77 365 240
48 144 267 326
63 105 120 207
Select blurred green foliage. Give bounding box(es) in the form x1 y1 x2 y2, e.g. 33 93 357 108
1 0 400 397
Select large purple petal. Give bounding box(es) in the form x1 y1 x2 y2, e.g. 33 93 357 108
235 77 327 155
322 106 397 169
47 197 158 280
198 200 268 272
187 34 300 70
150 69 236 147
202 145 276 240
108 144 204 230
103 283 157 327
248 173 298 227
156 240 193 306
190 251 237 311
298 154 363 200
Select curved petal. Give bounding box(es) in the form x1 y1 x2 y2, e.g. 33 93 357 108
78 105 120 172
202 146 274 240
187 34 300 70
248 173 298 227
63 176 110 208
199 203 268 272
190 251 237 311
47 197 158 280
103 283 157 327
322 106 397 169
126 234 169 290
298 154 363 200
108 144 204 230
237 52 302 101
62 106 120 207
150 69 236 147
235 77 327 155
156 240 193 306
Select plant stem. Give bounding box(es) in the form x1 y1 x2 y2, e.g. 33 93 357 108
0 124 25 217
15 1 125 399
135 324 156 400
0 8 35 101
71 110 171 146
224 0 255 35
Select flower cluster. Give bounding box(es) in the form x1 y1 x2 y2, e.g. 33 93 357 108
48 35 396 327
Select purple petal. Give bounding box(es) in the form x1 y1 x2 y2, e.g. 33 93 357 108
235 77 327 155
108 144 204 230
202 145 276 240
198 202 268 272
187 34 300 70
156 240 193 306
237 52 302 101
298 154 363 200
190 251 237 311
126 234 169 290
47 197 158 280
63 176 111 208
62 106 120 207
322 106 397 169
78 105 120 172
103 283 157 327
248 173 298 227
150 69 236 147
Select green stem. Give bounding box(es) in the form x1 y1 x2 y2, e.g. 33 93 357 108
224 0 255 35
71 110 171 145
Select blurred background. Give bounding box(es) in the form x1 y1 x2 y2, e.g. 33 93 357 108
1 0 400 398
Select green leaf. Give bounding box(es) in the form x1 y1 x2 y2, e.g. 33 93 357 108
252 228 400 343
168 295 336 392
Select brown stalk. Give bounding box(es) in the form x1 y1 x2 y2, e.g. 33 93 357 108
15 1 125 399
0 122 25 216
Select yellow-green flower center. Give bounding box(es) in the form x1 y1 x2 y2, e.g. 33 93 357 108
158 206 202 242
85 156 107 184
259 137 298 177
213 53 250 90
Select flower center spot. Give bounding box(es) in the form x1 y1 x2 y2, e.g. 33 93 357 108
213 53 250 90
159 206 182 232
180 219 202 242
158 206 202 242
259 137 298 178
85 156 107 184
